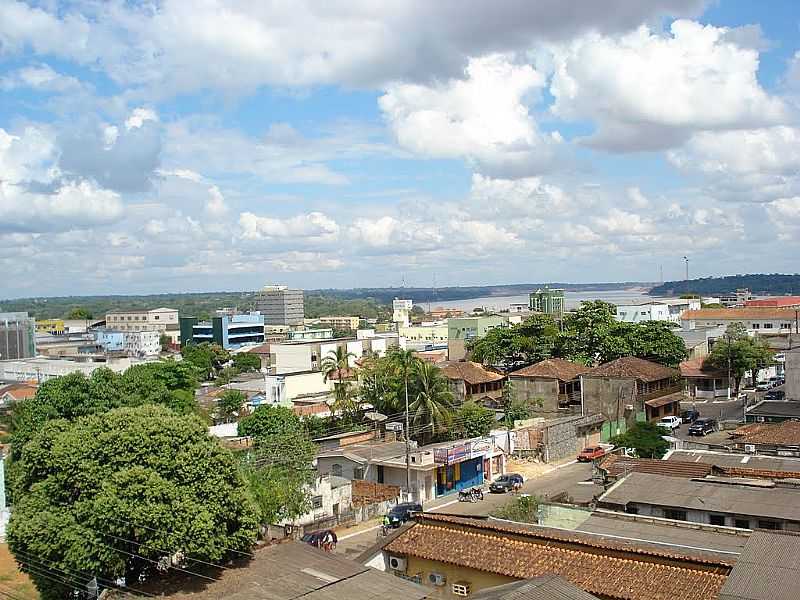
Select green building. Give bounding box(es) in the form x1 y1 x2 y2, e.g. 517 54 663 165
529 288 565 316
447 315 508 361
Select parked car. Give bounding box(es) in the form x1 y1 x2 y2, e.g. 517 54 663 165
577 446 609 462
680 409 700 423
765 390 785 401
385 502 423 528
489 473 524 493
688 417 717 436
656 416 682 431
769 377 780 388
756 381 772 392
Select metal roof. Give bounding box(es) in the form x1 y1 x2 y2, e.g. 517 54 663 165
665 450 800 473
472 575 600 599
747 401 800 418
719 531 800 600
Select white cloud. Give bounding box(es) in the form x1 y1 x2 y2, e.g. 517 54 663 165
627 187 650 208
380 55 559 177
125 107 158 130
268 251 344 272
469 174 573 216
550 20 787 151
205 185 228 216
0 63 82 92
239 211 340 241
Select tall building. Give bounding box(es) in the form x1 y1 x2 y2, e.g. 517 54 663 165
255 285 304 326
392 298 413 328
105 308 179 333
529 288 565 316
180 313 265 350
0 312 36 360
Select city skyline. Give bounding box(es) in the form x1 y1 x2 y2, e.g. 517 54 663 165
2 1 800 297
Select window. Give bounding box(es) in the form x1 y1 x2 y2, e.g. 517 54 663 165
752 323 760 329
758 520 781 530
709 515 726 526
625 506 639 515
353 467 364 480
737 518 752 529
154 315 159 320
664 509 687 521
763 323 773 329
331 463 343 477
452 583 470 597
311 495 323 509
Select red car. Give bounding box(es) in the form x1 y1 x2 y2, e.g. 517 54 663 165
577 446 608 462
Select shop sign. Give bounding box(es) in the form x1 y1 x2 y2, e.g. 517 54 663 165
469 438 493 459
434 443 470 465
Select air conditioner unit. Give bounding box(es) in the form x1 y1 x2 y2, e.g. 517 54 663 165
452 582 471 597
428 573 446 586
744 444 756 454
756 416 765 423
388 556 407 571
386 422 403 432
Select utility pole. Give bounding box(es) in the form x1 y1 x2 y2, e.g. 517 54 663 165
683 256 689 285
404 374 411 500
726 333 732 401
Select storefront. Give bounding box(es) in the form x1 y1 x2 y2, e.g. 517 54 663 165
434 439 493 496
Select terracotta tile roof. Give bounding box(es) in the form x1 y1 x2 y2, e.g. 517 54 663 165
385 514 730 600
645 392 682 408
718 466 800 481
600 454 713 479
247 343 271 355
684 308 797 321
737 421 800 446
585 357 678 383
745 297 800 308
509 358 589 381
680 357 727 379
439 361 505 385
0 383 38 401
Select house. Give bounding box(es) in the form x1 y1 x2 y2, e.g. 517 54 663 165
745 400 800 424
598 471 800 531
472 575 600 600
508 358 588 417
682 308 797 334
729 420 800 456
0 383 37 408
718 530 800 600
104 539 428 600
681 356 732 400
283 474 352 528
370 513 732 600
580 357 681 424
615 299 700 324
438 361 506 406
675 325 726 359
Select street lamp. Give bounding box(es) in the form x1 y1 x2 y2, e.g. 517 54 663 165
683 256 689 284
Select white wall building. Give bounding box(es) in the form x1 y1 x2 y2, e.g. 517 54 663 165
682 308 797 334
0 357 131 382
123 330 161 357
105 308 178 333
392 299 413 328
616 300 700 324
281 475 353 527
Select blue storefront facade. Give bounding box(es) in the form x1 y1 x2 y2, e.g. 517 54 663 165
434 439 492 496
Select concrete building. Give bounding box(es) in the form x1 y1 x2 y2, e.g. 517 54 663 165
675 325 726 359
785 346 800 401
105 307 178 333
284 474 352 528
438 361 506 406
262 371 333 406
682 308 798 334
0 312 36 360
35 319 65 335
399 322 449 349
680 357 732 400
94 330 125 352
599 471 800 531
615 299 700 324
529 287 565 316
287 328 333 341
0 356 131 383
447 315 508 361
720 288 753 307
123 330 161 357
317 316 361 331
255 285 304 326
180 313 265 350
392 298 413 328
509 359 589 417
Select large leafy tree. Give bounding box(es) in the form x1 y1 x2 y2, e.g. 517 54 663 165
559 301 620 364
408 361 454 443
452 401 495 439
610 421 670 459
232 352 261 373
704 325 774 392
181 342 230 380
217 389 247 421
626 321 687 367
7 405 259 600
238 405 300 442
469 315 559 368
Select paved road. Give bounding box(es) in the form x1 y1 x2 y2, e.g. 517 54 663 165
335 461 596 558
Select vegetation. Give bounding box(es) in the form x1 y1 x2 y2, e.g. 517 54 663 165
408 361 455 443
181 342 230 380
232 352 261 372
452 401 495 439
490 495 541 523
159 332 171 352
650 273 800 297
468 301 687 368
217 389 247 421
610 421 670 459
704 323 774 392
7 405 258 600
304 294 390 320
66 306 93 320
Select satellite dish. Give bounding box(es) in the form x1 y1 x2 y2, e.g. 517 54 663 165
364 411 387 422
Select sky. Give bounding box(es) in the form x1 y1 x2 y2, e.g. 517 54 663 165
2 1 800 298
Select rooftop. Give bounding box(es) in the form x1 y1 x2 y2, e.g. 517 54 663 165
438 361 505 385
599 454 713 480
683 308 797 321
598 471 800 522
735 419 800 446
665 449 800 473
509 358 589 381
744 296 800 308
680 356 728 379
746 401 800 419
472 575 600 600
316 440 408 463
0 382 38 401
384 513 731 600
584 356 678 383
719 530 800 600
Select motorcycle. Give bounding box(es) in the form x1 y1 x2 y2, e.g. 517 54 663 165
458 489 476 502
471 487 484 501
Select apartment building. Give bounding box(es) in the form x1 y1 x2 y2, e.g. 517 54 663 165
447 315 508 361
0 312 36 360
105 308 179 333
615 299 700 324
317 316 360 331
180 313 265 350
682 308 798 334
255 285 304 326
123 330 161 357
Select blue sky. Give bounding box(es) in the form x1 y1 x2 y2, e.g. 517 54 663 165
1 0 800 298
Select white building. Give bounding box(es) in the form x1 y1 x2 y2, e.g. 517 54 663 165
105 308 179 333
281 475 353 527
392 299 413 328
0 356 131 383
123 330 161 357
682 308 797 334
616 300 700 324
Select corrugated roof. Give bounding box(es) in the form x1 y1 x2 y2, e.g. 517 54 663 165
665 450 800 473
598 472 800 522
472 575 600 600
439 361 505 385
719 531 800 600
599 455 713 480
746 401 800 418
645 392 682 408
585 356 678 383
384 514 730 600
745 297 800 308
509 359 589 381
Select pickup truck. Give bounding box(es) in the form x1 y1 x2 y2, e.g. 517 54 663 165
656 416 682 431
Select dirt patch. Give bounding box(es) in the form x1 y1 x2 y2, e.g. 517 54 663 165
506 457 575 480
0 544 39 599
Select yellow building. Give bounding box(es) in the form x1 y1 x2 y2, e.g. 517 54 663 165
317 316 361 331
35 319 65 335
399 323 449 345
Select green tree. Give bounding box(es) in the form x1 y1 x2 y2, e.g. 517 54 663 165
321 347 359 421
468 314 559 368
7 405 258 600
408 361 454 443
490 495 541 523
359 353 403 415
159 333 171 352
704 326 774 392
218 389 247 420
501 381 534 427
232 352 261 373
66 307 93 320
181 343 230 380
238 405 301 443
453 401 495 439
610 421 670 459
625 321 687 367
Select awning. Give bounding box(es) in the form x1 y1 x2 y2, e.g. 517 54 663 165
645 395 681 409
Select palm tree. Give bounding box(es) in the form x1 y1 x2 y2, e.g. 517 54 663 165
409 361 454 444
321 346 356 383
321 347 358 421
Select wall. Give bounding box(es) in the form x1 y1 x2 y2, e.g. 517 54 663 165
284 371 331 401
283 476 352 527
400 324 449 344
623 503 799 531
786 348 800 401
510 377 560 416
581 377 638 424
272 344 312 373
394 555 515 597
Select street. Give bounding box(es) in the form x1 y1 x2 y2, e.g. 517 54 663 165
335 460 596 557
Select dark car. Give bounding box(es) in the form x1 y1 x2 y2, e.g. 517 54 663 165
386 502 422 528
680 409 700 424
489 473 524 493
688 418 717 436
765 390 785 401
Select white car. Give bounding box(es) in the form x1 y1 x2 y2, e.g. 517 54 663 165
656 416 682 431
